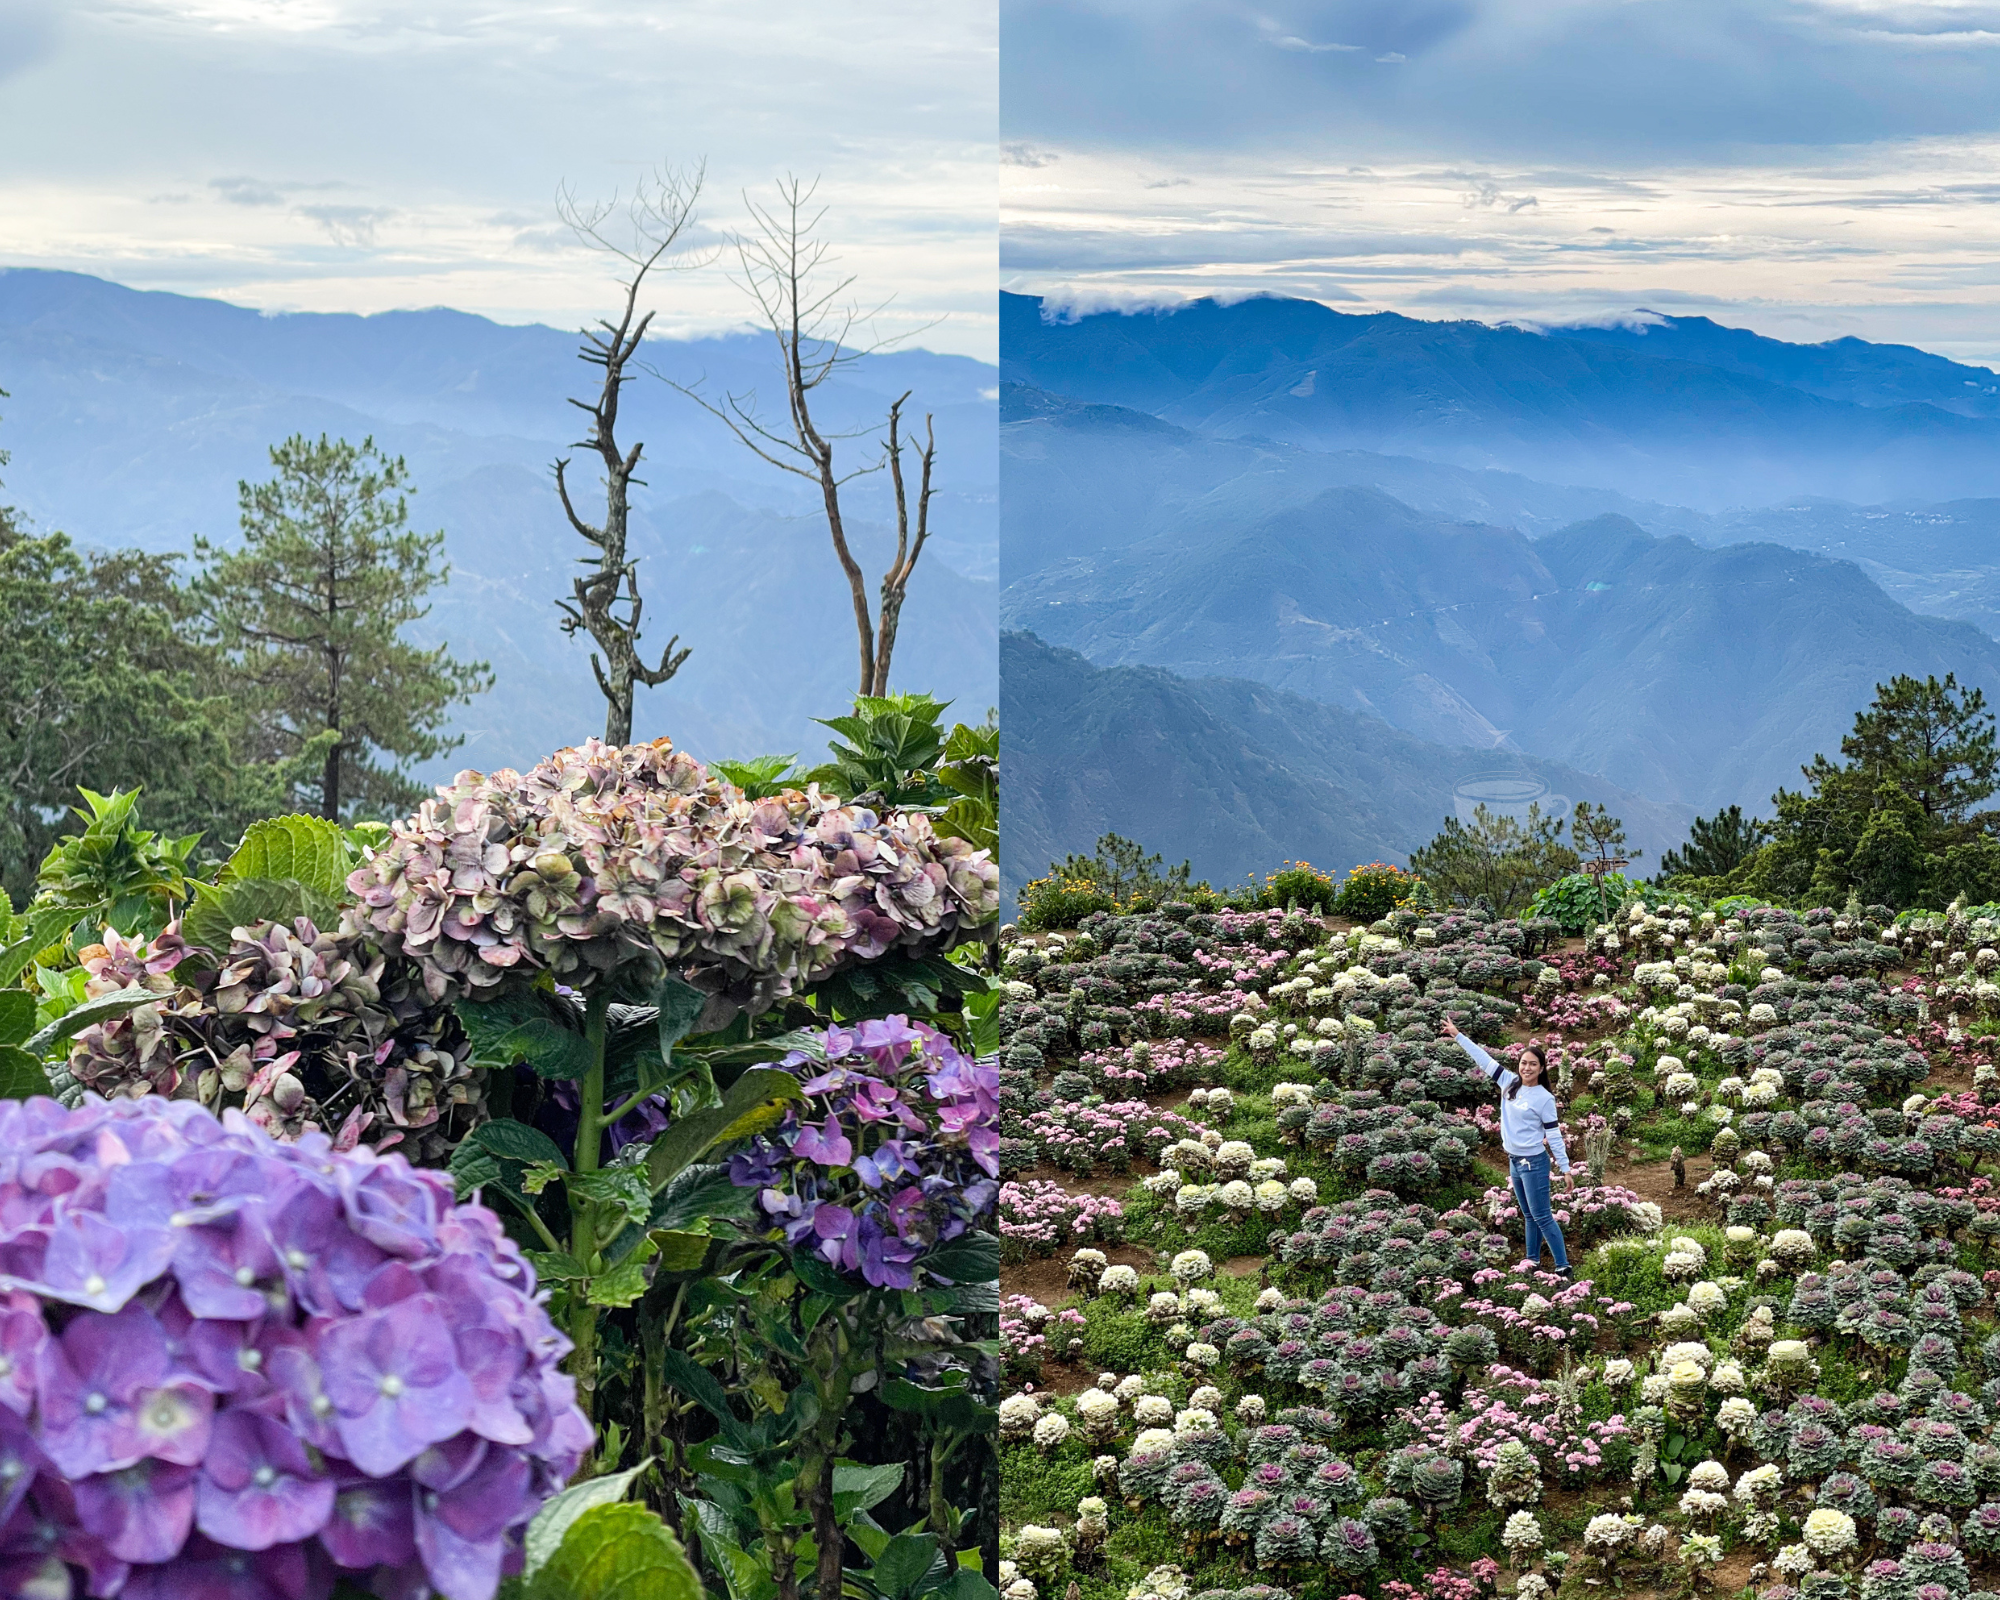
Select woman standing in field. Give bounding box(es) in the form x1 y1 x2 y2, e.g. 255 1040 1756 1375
1441 1016 1574 1277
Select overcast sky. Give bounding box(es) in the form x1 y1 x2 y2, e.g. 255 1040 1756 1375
1002 0 2000 366
0 0 997 359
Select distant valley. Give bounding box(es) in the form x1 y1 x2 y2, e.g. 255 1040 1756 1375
1001 292 2000 898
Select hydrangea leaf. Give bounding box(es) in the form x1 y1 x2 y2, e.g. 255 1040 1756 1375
183 877 335 956
0 1044 51 1101
918 1230 997 1287
647 1163 753 1233
582 1257 649 1308
218 815 352 899
644 1229 716 1274
519 1458 653 1583
831 1461 902 1519
653 973 709 1056
529 1500 703 1600
0 990 34 1049
869 1532 945 1600
469 1118 569 1171
22 988 156 1060
568 1166 653 1231
525 1250 588 1283
456 990 594 1079
644 1067 801 1193
0 906 91 986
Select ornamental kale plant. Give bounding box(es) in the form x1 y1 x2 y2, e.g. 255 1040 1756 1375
729 1017 998 1289
0 1092 591 1600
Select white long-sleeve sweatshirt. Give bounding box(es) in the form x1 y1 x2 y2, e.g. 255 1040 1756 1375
1453 1034 1571 1172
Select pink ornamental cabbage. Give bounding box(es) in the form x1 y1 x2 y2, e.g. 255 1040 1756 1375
0 1093 590 1600
345 738 1000 1009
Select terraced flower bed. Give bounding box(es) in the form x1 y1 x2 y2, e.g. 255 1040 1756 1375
998 896 2000 1600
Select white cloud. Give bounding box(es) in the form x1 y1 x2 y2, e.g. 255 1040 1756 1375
0 0 997 357
1000 138 2000 365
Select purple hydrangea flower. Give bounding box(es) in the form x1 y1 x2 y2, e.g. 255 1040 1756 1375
194 1411 334 1551
0 1094 587 1597
731 1019 995 1289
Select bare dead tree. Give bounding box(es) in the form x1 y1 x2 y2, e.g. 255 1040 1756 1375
670 177 937 698
552 162 712 744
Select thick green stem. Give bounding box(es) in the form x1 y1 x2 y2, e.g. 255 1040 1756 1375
568 991 612 1415
800 1319 856 1600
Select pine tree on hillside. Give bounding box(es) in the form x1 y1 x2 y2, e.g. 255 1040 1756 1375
195 435 492 822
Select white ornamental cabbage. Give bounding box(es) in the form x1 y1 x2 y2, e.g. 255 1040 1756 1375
1802 1508 1856 1557
1132 1395 1174 1429
999 1393 1043 1439
1033 1413 1072 1450
1170 1249 1214 1284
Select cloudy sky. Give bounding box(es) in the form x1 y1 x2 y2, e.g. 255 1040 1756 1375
0 0 997 358
1002 0 2000 365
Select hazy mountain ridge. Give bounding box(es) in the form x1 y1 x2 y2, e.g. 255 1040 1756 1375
0 269 998 778
1001 291 2000 510
1001 472 2000 816
1001 630 1692 913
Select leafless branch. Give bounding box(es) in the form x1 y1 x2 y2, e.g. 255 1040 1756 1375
663 175 946 698
550 160 713 742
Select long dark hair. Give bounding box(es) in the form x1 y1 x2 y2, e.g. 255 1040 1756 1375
1507 1045 1547 1102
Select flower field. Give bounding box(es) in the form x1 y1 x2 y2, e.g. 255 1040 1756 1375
996 894 2000 1600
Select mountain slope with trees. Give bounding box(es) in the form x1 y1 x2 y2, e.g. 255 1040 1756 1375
1001 629 1690 913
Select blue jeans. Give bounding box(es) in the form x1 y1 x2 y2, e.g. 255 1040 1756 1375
1509 1151 1569 1271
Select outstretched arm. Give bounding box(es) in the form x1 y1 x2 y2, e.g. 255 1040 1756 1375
1442 1019 1515 1090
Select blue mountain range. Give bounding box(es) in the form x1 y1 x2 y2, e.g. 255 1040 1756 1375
0 269 998 779
999 290 2000 905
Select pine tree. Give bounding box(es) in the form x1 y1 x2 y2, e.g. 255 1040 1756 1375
1657 804 1773 880
194 435 492 822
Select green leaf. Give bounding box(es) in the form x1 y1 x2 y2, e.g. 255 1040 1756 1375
791 1252 862 1301
659 1349 742 1435
220 814 351 899
958 987 1001 1059
0 991 35 1049
939 1279 999 1315
456 990 594 1079
920 1231 997 1288
832 1462 903 1520
653 973 708 1057
470 1118 568 1170
0 1046 52 1102
645 1067 801 1193
183 877 334 954
569 1167 652 1231
939 1571 999 1600
22 988 156 1059
525 1251 588 1283
520 1459 653 1582
583 1258 649 1308
871 1533 943 1600
0 907 82 986
647 1163 753 1233
646 1230 716 1274
529 1500 704 1600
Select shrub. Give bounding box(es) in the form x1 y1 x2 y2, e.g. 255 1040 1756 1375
1531 873 1635 934
1332 864 1417 922
1258 863 1339 915
1020 875 1118 931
